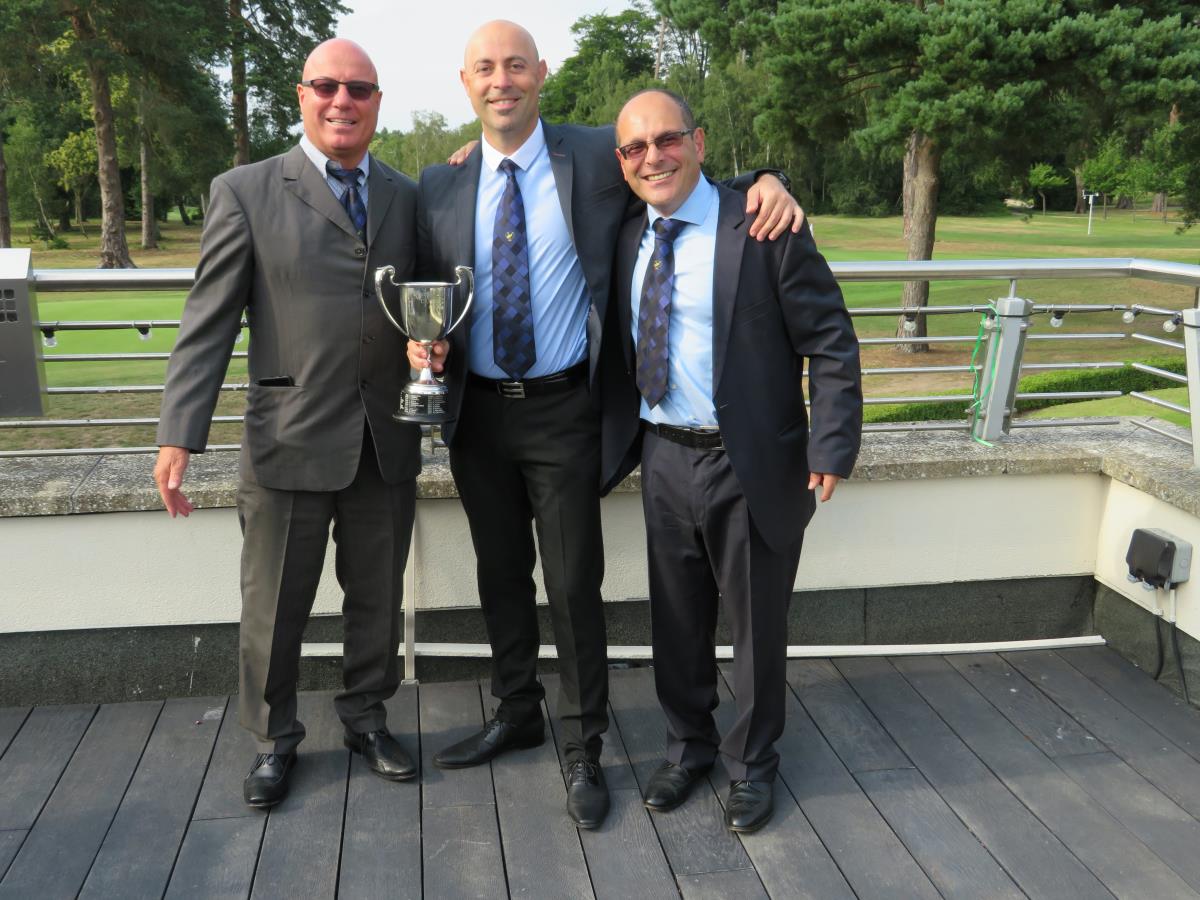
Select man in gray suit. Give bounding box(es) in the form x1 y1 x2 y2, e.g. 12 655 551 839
154 38 420 808
411 20 801 829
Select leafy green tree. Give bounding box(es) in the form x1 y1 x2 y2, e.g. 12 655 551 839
1080 135 1125 220
45 129 96 225
1027 163 1068 216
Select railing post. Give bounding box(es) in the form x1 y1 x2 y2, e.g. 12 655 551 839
973 296 1034 442
0 248 46 416
402 521 418 684
1181 308 1200 469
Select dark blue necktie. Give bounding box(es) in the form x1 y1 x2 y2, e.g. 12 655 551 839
636 217 686 408
326 162 367 235
492 159 535 379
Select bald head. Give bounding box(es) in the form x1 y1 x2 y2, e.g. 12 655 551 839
461 20 547 154
297 37 382 167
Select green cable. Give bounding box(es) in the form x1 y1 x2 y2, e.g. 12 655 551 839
968 302 1000 448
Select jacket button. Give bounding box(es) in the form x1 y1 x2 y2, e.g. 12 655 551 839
360 379 369 389
354 247 366 257
363 335 374 344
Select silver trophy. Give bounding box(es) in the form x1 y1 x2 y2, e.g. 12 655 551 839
375 265 474 424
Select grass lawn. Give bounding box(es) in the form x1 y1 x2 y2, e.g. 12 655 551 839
4 208 1198 451
1024 386 1190 428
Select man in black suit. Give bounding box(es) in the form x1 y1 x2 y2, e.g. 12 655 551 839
601 88 862 833
411 20 801 828
155 39 419 808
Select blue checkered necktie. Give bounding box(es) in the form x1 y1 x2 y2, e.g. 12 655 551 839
325 162 367 235
492 158 535 379
636 217 686 408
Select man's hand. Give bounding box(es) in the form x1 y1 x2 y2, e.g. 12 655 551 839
154 445 194 518
746 174 805 241
808 472 842 503
447 140 480 166
408 339 448 374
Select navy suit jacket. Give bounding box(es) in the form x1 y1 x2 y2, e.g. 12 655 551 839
600 181 863 552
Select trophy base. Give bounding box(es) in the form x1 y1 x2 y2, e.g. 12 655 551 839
393 385 453 425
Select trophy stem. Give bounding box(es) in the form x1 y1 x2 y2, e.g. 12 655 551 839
415 341 438 385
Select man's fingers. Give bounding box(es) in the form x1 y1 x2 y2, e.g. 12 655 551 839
809 473 842 502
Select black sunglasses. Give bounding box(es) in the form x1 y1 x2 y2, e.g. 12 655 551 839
301 78 380 101
617 129 695 161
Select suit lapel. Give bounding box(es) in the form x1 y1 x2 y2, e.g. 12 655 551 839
543 122 576 248
281 145 359 242
451 147 483 342
366 157 396 246
711 184 747 393
617 211 647 370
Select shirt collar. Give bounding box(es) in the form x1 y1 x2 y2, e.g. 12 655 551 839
299 134 371 182
648 176 714 230
480 120 546 174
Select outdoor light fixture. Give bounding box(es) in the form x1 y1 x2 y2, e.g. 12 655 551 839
1163 313 1182 334
1049 310 1066 328
136 326 152 342
40 327 56 348
1122 308 1140 324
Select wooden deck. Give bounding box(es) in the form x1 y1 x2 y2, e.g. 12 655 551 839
2 646 1200 899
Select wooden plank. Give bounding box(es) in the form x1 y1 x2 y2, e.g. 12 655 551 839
946 653 1103 758
677 867 768 899
788 660 912 772
0 709 29 761
422 804 506 900
0 701 160 900
712 666 855 900
0 832 24 880
856 768 1024 900
250 691 347 900
1059 645 1200 763
337 686 422 900
543 674 677 900
895 654 1197 900
0 704 95 830
164 815 265 900
836 656 1109 899
191 695 257 821
774 686 940 900
420 680 493 809
607 667 750 876
1055 750 1200 893
78 697 226 900
1005 649 1200 820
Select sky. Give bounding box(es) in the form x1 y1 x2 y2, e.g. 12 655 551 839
337 0 635 132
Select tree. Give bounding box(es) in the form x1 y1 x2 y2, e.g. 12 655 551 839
1026 163 1068 216
45 129 96 226
1080 135 1125 220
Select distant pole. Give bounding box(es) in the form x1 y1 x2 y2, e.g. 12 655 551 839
1085 192 1097 235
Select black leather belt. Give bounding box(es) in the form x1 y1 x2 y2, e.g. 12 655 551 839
468 361 587 399
643 421 724 450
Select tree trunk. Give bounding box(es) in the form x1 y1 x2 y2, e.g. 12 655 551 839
1073 166 1085 214
177 198 192 225
74 189 83 225
200 191 208 216
0 135 10 249
898 129 941 353
230 0 250 166
140 120 157 249
1040 192 1047 216
72 12 134 268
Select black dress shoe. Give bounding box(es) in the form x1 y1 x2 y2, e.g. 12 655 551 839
344 728 417 781
565 759 609 829
643 761 712 812
243 752 296 809
433 716 545 769
725 780 773 833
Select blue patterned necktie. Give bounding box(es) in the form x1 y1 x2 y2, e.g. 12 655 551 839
492 158 535 379
636 217 686 408
325 162 367 235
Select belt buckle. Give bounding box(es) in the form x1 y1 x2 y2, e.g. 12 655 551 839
498 380 525 399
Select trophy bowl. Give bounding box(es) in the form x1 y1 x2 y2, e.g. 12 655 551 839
375 265 473 424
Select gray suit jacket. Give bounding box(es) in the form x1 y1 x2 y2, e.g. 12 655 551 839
157 144 421 491
416 121 632 445
600 182 863 552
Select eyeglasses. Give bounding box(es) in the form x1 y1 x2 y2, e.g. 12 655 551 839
300 78 380 101
617 129 694 161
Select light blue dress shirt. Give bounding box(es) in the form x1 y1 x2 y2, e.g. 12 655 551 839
299 134 371 211
631 177 720 427
469 123 589 379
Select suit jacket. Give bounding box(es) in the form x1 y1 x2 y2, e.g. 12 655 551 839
600 181 863 553
157 144 422 491
416 121 631 445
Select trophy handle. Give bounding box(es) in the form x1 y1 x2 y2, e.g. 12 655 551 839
446 265 475 336
374 265 410 337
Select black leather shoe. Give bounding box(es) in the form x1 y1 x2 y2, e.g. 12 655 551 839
344 728 417 781
725 780 773 833
643 761 712 812
243 752 296 809
565 759 609 829
433 717 545 769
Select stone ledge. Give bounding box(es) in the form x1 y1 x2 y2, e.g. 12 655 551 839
1 417 1194 518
